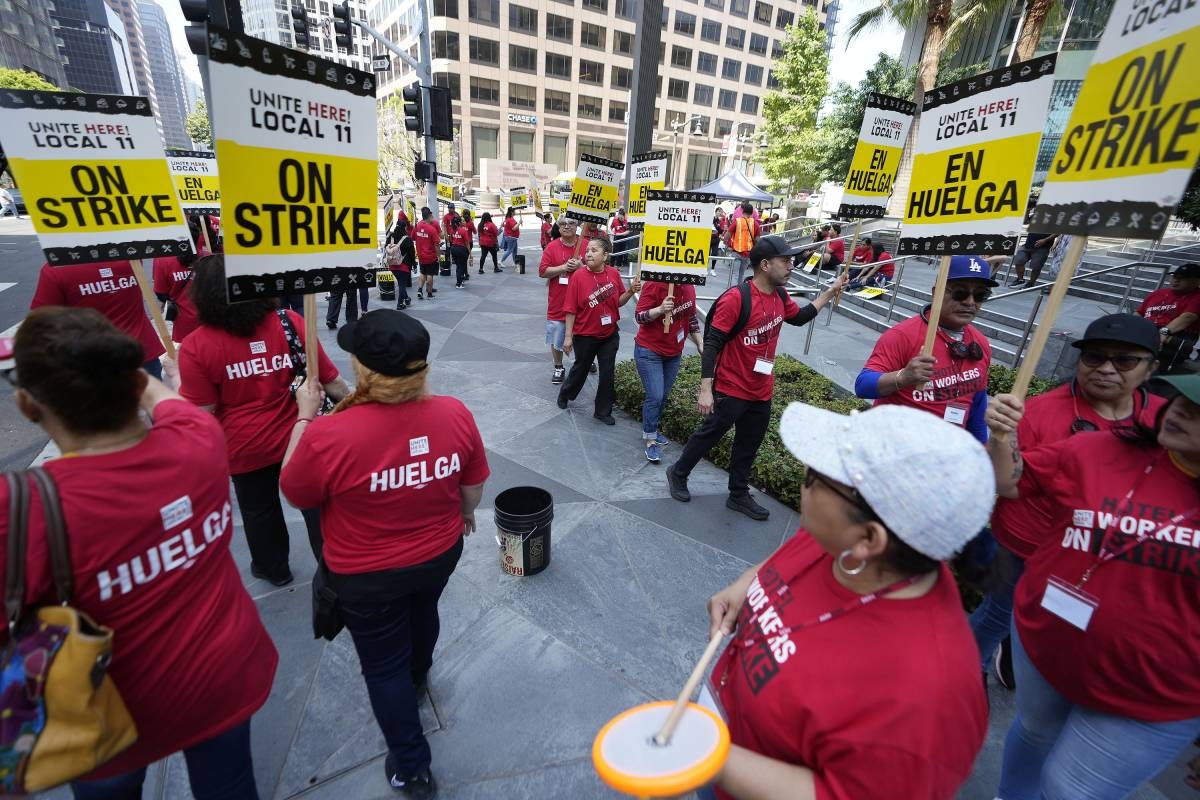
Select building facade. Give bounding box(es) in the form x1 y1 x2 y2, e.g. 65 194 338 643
367 0 833 190
50 0 135 95
139 1 193 148
0 0 69 87
104 0 162 138
244 0 373 73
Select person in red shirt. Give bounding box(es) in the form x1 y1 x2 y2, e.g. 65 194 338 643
848 240 895 289
500 207 521 266
557 237 640 424
986 374 1200 800
855 255 996 443
822 222 846 270
634 280 703 462
441 202 456 239
152 251 200 345
971 314 1163 691
412 207 442 301
384 220 416 309
667 235 846 520
30 260 166 379
540 213 554 250
609 207 631 269
478 211 502 272
1137 262 1200 373
539 216 587 383
703 403 991 800
448 215 474 289
179 256 349 586
850 238 872 265
462 209 482 275
711 209 728 273
4 307 276 795
280 310 488 799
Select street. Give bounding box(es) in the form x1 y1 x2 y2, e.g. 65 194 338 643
0 217 50 471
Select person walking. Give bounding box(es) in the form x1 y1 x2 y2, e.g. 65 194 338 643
1007 232 1058 288
634 279 703 462
280 310 488 800
557 237 640 425
723 202 760 284
324 281 368 330
448 215 472 289
179 255 349 586
413 207 441 301
540 212 554 249
478 211 502 272
461 209 477 275
667 235 847 520
385 220 416 309
500 207 521 266
3 306 277 799
1138 262 1200 373
153 250 200 347
0 186 21 218
538 215 586 384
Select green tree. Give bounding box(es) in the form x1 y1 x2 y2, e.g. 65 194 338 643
0 68 59 91
1178 164 1200 231
756 9 830 193
377 94 418 193
185 99 212 149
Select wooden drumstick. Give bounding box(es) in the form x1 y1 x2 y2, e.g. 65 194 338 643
663 283 676 333
922 255 953 357
654 632 725 746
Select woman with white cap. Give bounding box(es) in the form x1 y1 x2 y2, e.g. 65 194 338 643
701 403 992 800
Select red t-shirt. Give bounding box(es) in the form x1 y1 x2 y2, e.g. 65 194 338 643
635 281 697 358
564 266 625 337
709 282 802 401
541 221 553 248
1137 287 1200 336
178 310 338 474
0 401 277 778
479 220 499 247
876 251 895 278
827 237 846 262
993 383 1165 558
31 261 165 361
450 227 470 249
279 396 489 573
413 220 441 264
442 211 455 235
851 244 871 264
1015 433 1200 721
539 236 586 321
610 217 630 235
152 256 199 343
713 532 986 800
503 216 520 239
864 314 991 428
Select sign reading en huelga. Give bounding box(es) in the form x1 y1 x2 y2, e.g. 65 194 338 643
0 91 193 266
165 149 220 214
898 54 1058 256
639 190 717 286
506 187 528 209
1030 0 1200 238
206 26 377 300
437 173 454 203
567 153 623 224
627 150 669 228
838 93 915 219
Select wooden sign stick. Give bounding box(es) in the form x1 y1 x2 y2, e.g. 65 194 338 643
129 259 176 360
921 255 954 357
303 293 319 382
653 631 725 746
1010 235 1087 401
663 283 676 333
825 219 862 323
198 217 213 254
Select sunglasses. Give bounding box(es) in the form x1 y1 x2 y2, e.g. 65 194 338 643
803 469 877 518
1078 351 1154 372
948 287 992 303
1070 418 1100 434
947 340 985 361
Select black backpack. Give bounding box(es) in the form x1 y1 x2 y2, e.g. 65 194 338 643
702 277 790 342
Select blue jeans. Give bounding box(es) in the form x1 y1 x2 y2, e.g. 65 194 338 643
968 549 1024 670
501 234 519 263
634 344 682 439
997 628 1200 799
142 358 163 380
71 720 257 800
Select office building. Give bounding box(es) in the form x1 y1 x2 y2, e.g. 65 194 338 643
50 0 136 95
243 0 373 73
368 0 835 190
0 0 69 88
139 1 193 148
104 0 162 138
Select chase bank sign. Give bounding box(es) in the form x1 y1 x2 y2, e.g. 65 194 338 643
508 112 537 125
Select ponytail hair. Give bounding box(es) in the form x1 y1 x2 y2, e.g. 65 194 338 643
333 357 430 413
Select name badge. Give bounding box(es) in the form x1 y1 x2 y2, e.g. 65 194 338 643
1040 576 1098 631
676 329 686 343
600 314 613 326
943 402 969 426
753 358 774 375
559 275 570 285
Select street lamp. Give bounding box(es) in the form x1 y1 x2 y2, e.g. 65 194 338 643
668 114 704 188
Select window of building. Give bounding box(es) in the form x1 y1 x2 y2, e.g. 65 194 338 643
671 46 693 68
509 83 537 108
471 126 498 174
729 0 749 16
749 32 768 55
509 129 534 161
694 84 713 105
432 31 459 59
546 13 573 41
693 115 711 136
700 19 721 42
697 52 717 75
725 28 744 48
510 44 537 72
674 11 696 35
508 4 537 33
667 78 689 100
715 118 733 137
581 22 606 49
772 39 784 58
469 37 499 64
545 52 572 78
766 69 779 89
704 0 725 7
544 89 571 114
470 77 500 104
582 0 607 11
613 30 633 54
433 72 461 99
432 0 458 16
740 94 759 114
745 64 764 85
545 134 568 170
754 1 772 22
722 58 741 80
579 59 604 84
468 0 499 24
609 100 627 123
776 8 794 28
577 95 601 120
615 0 634 18
551 0 572 6
662 5 669 28
579 139 623 162
611 65 632 89
717 88 737 110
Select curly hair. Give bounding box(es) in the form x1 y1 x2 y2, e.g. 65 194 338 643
189 254 275 337
333 357 430 413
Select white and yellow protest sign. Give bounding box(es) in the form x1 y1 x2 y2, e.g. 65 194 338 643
899 55 1058 256
627 150 669 228
838 93 915 219
530 184 544 212
406 196 417 223
206 27 377 299
165 148 221 214
0 91 193 265
1030 0 1200 238
639 190 716 285
437 174 455 203
567 153 623 224
506 187 528 209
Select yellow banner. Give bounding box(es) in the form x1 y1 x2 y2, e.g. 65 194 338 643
172 173 221 208
568 179 619 217
406 197 417 221
216 141 376 255
905 133 1040 224
640 225 709 271
437 180 454 202
844 142 904 198
12 157 184 233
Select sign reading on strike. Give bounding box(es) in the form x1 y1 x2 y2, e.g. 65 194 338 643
899 55 1058 256
627 150 669 228
639 190 717 286
1030 0 1200 238
567 153 623 224
165 149 220 214
0 91 193 266
839 93 915 219
206 26 377 299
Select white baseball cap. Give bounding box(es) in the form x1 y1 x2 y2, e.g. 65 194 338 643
779 403 995 560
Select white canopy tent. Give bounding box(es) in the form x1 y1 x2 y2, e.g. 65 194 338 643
690 168 774 203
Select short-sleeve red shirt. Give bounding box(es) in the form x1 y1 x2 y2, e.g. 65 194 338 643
31 261 165 360
709 282 801 401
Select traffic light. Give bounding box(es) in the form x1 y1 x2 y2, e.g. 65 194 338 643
402 82 425 134
428 86 453 141
332 0 352 51
179 0 245 55
290 5 309 49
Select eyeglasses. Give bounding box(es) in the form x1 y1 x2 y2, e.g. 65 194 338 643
947 340 985 361
1077 351 1155 372
948 287 992 303
1070 418 1100 434
803 469 877 518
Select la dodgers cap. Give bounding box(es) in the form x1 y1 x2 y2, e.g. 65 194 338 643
946 255 999 287
337 309 430 377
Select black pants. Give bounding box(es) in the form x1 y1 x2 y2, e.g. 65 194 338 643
558 332 619 417
451 245 469 284
326 287 369 326
673 392 771 496
480 245 499 270
230 462 322 576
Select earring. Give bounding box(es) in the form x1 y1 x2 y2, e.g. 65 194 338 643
836 548 867 577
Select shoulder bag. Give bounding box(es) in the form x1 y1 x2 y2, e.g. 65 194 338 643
278 311 334 416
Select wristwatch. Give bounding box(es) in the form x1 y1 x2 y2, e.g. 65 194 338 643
1161 326 1172 336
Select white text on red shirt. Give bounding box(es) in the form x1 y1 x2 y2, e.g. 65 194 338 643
370 453 462 492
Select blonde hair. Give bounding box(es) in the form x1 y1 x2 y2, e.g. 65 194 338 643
333 357 429 413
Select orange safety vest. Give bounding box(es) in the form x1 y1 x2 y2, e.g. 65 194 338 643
730 217 755 254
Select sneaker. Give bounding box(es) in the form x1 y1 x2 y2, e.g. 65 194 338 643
326 322 337 330
992 636 1016 691
666 463 691 502
250 562 294 587
478 268 484 274
654 432 669 447
556 395 568 409
385 757 437 799
589 362 598 375
1008 279 1027 288
551 366 565 384
594 413 615 425
645 442 662 462
494 267 504 273
726 493 769 521
417 290 424 300
455 283 463 289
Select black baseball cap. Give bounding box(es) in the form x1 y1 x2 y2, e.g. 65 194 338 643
1173 262 1200 278
337 310 430 376
1071 313 1159 356
749 234 803 264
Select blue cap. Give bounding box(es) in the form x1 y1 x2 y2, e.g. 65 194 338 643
947 255 998 286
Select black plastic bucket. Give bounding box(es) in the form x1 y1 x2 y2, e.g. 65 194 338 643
494 486 553 577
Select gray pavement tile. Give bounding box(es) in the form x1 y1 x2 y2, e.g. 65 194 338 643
438 343 544 363
426 361 504 398
435 757 626 799
610 494 793 566
437 330 502 359
603 451 737 502
403 309 468 330
453 382 563 449
458 311 556 357
476 450 593 510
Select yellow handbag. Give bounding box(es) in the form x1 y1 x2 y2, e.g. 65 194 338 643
0 468 137 794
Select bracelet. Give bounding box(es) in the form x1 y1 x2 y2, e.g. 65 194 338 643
296 417 313 424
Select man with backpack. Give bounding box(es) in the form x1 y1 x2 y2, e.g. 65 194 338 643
724 201 761 284
667 235 848 520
